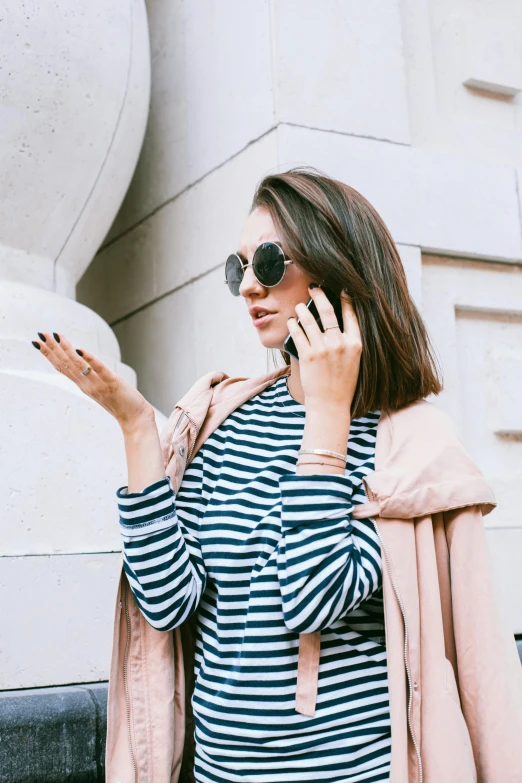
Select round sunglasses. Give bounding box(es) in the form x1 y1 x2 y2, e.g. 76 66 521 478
224 241 294 296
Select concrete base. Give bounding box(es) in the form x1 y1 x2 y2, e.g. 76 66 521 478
0 683 107 783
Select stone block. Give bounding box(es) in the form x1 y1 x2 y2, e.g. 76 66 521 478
2 367 125 556
277 124 522 262
79 130 278 324
418 255 522 631
460 16 522 97
419 4 522 165
485 528 522 635
107 0 274 236
0 683 108 783
420 256 522 531
0 555 120 689
274 0 410 143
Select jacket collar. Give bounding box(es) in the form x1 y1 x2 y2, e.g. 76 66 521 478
175 367 496 520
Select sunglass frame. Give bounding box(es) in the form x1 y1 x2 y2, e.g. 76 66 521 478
224 241 293 296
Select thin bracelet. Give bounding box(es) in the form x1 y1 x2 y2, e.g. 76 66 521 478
297 458 345 468
298 448 346 461
297 453 345 464
297 457 346 467
296 460 345 467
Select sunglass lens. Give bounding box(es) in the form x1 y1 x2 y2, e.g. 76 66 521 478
253 242 285 287
225 254 243 296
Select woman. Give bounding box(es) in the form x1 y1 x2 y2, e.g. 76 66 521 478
33 168 522 783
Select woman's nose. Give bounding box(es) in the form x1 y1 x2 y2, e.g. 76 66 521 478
239 265 265 298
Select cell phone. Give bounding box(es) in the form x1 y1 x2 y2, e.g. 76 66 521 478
283 287 344 361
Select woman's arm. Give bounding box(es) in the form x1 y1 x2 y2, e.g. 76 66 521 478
120 413 166 492
286 286 360 477
278 288 381 631
31 332 207 629
116 415 207 631
276 473 381 633
117 416 207 632
118 470 207 631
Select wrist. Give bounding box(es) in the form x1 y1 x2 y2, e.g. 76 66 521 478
304 404 351 432
301 407 351 454
305 396 352 416
119 409 157 438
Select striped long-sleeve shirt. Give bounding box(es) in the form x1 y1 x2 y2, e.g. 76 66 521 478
117 375 391 783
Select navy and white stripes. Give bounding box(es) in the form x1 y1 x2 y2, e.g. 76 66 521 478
117 376 391 782
278 474 382 634
120 476 206 629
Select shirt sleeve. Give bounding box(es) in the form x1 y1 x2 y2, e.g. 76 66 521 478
276 472 382 633
117 474 207 631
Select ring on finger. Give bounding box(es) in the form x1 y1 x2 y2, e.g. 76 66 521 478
81 365 92 376
324 324 340 331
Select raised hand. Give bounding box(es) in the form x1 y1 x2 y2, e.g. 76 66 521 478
286 286 362 414
32 331 154 432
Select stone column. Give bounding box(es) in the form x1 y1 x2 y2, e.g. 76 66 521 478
0 0 157 689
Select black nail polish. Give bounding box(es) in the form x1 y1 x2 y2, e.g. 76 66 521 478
31 341 41 350
37 332 47 342
76 349 83 356
309 283 320 289
53 332 60 343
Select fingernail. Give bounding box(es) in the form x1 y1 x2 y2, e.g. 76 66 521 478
31 341 41 350
76 349 83 356
309 283 319 289
37 332 47 342
53 332 60 343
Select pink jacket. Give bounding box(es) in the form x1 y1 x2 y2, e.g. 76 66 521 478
105 366 522 783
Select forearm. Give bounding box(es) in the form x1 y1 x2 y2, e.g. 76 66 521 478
297 405 351 476
118 475 207 630
120 411 166 492
277 473 379 632
123 526 205 631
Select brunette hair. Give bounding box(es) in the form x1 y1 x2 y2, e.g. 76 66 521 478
251 166 443 419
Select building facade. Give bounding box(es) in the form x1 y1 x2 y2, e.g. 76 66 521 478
81 0 522 658
3 0 521 706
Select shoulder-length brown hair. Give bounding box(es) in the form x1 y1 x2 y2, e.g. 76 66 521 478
251 166 443 419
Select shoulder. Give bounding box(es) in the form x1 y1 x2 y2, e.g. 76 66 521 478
174 370 231 410
385 399 460 449
381 397 474 477
169 367 290 453
177 366 290 414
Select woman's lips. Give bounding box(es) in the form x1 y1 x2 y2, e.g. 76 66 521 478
252 312 276 328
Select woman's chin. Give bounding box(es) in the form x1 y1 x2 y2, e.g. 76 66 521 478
256 331 286 351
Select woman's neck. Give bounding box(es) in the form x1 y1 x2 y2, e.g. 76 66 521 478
286 357 305 404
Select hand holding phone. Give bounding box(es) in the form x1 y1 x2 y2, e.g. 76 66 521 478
283 287 343 360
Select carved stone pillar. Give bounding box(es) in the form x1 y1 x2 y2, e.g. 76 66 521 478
0 0 158 688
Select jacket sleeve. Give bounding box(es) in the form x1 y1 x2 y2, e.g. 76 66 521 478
445 504 522 778
276 473 383 633
117 473 207 631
